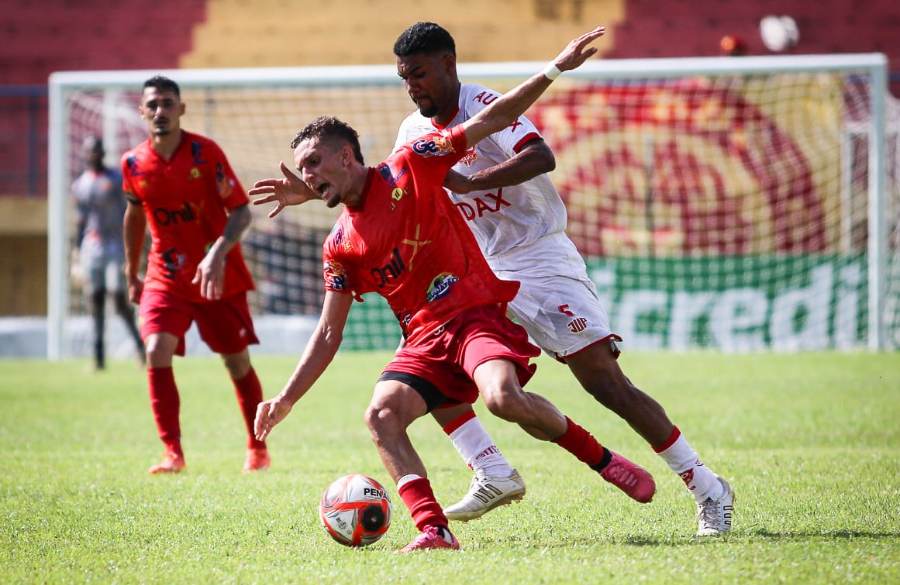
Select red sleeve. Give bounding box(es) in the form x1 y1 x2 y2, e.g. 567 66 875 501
209 141 248 209
322 235 353 296
403 125 468 179
120 154 140 202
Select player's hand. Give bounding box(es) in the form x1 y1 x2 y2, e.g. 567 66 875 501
553 25 606 72
249 161 317 218
126 274 144 304
443 169 474 194
193 248 226 300
254 396 293 441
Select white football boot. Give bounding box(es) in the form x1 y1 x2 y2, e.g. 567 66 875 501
696 477 734 536
443 468 526 521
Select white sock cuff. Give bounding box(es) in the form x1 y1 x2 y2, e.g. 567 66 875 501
396 473 423 490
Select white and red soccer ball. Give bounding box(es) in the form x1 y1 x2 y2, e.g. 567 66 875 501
319 474 392 547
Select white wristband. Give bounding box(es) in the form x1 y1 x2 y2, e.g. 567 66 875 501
542 63 562 81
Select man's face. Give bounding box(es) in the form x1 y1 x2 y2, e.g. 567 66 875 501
293 137 351 208
139 87 184 137
396 51 457 119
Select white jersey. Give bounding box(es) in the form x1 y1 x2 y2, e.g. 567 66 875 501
395 83 571 276
396 84 619 357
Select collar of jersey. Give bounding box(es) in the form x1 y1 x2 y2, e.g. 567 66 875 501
430 105 460 131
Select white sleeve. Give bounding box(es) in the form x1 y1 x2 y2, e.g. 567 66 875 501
462 84 543 157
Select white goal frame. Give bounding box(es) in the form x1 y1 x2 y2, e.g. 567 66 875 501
47 53 890 359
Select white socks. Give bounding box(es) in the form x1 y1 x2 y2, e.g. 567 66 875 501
447 415 513 478
656 429 724 502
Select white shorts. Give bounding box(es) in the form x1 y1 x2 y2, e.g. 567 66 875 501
82 254 125 295
499 270 621 361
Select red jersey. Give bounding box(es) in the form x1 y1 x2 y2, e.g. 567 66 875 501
121 131 254 302
322 126 519 344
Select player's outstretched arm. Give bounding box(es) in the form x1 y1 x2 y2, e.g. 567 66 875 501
254 291 354 441
461 25 604 149
249 161 318 218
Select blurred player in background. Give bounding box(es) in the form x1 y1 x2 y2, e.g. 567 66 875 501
122 76 270 474
252 27 656 552
71 135 145 371
392 22 734 536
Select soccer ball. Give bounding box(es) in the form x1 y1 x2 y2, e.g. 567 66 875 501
319 474 392 547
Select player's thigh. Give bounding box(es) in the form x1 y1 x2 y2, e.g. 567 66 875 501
139 290 194 357
506 273 618 360
367 379 430 432
103 256 126 294
193 292 259 354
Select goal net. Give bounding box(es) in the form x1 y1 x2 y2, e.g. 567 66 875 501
48 55 898 358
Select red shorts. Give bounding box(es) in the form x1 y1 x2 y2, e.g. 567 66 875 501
381 304 540 408
139 289 259 356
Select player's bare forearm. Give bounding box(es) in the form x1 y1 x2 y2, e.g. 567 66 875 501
212 204 251 256
462 26 605 148
448 140 555 193
122 200 146 278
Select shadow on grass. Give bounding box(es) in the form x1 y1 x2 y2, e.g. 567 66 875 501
489 528 900 550
748 528 900 540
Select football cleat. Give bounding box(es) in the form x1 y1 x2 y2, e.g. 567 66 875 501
443 468 526 521
399 525 460 553
243 447 271 472
148 450 185 474
697 477 734 536
599 451 656 503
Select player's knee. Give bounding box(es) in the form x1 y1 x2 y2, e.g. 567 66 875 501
145 340 171 366
364 402 403 443
481 383 526 422
221 353 250 379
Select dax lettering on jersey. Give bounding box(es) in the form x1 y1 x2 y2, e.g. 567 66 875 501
425 272 459 302
371 247 406 288
412 133 455 158
153 202 197 226
455 189 511 221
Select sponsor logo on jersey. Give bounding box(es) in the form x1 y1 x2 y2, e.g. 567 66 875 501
558 304 575 317
378 162 408 187
324 260 347 291
161 247 186 279
391 187 405 201
425 272 458 302
567 317 589 333
189 167 202 179
215 162 234 199
191 141 207 165
472 91 498 105
458 148 477 166
126 155 143 177
411 132 455 158
371 247 405 288
152 202 197 226
455 189 511 221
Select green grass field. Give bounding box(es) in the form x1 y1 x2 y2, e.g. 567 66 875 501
1 352 898 584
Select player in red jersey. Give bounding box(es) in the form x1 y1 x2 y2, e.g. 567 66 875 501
122 76 270 474
252 27 655 552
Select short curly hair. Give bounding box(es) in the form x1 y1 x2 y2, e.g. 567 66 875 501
290 116 364 164
393 22 456 57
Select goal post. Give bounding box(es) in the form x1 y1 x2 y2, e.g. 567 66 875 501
47 54 895 359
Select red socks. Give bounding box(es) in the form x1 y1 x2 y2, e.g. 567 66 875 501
232 368 266 450
553 416 611 469
397 477 448 531
147 367 182 456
